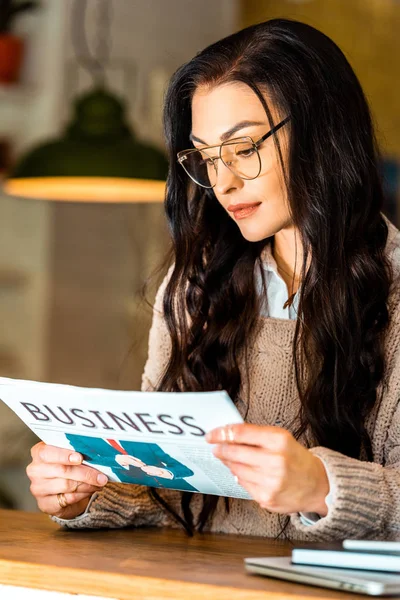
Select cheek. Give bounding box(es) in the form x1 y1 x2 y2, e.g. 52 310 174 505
258 145 288 201
234 180 291 242
244 165 289 221
254 171 285 202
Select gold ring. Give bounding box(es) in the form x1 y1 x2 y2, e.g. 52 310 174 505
57 493 68 509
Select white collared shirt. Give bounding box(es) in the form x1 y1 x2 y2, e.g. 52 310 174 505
257 242 300 320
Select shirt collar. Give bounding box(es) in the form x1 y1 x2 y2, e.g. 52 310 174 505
260 242 302 300
260 242 280 275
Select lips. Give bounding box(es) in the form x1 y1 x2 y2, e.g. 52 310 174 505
227 202 262 213
227 202 262 221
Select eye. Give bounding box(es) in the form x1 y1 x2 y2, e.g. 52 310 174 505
236 147 256 158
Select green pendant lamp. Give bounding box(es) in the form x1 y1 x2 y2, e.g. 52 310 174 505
3 0 167 203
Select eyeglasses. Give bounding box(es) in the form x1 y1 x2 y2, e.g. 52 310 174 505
177 116 290 189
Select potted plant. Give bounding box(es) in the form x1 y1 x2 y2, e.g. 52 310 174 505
0 0 39 84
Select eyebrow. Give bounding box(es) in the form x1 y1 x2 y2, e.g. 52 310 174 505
189 120 266 145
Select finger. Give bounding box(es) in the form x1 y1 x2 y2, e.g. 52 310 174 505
212 443 266 466
30 441 45 459
31 443 83 466
235 479 280 513
62 490 97 508
244 481 276 512
57 497 93 520
37 494 92 518
214 445 289 476
30 478 103 497
224 461 265 487
206 423 292 451
27 462 108 487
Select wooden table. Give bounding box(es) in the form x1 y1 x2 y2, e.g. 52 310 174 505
0 509 390 599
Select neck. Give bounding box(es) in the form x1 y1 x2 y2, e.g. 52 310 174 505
272 226 303 295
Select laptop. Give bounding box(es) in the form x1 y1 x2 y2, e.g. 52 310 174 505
244 556 400 596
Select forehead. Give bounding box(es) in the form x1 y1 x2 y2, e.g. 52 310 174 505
191 82 271 142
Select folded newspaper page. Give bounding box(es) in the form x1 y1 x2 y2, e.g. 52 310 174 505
0 377 251 500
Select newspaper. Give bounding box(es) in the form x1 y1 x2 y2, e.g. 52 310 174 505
0 377 251 499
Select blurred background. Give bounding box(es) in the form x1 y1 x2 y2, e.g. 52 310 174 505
0 0 398 511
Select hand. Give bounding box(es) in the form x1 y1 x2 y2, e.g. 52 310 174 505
27 442 108 520
141 465 174 479
206 424 329 515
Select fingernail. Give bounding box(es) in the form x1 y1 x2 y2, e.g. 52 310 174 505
69 453 82 464
97 474 108 485
206 428 223 442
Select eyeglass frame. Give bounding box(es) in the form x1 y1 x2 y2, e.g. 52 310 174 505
177 115 291 189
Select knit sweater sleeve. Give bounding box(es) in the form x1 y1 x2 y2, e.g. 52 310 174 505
140 267 173 393
290 438 400 541
291 284 400 541
52 271 181 530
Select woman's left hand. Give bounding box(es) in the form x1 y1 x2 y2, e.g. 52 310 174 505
206 423 329 516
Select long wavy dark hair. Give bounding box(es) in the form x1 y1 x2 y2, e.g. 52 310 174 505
147 18 392 535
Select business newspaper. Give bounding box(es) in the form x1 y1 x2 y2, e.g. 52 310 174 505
0 377 251 499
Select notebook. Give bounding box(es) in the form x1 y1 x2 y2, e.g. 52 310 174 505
343 539 400 553
245 556 400 596
291 542 400 573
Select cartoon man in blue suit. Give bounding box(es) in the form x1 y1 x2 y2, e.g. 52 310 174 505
65 433 198 492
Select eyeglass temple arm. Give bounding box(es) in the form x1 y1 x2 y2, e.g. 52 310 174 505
255 116 291 148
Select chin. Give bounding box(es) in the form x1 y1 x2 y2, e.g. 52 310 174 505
237 224 277 243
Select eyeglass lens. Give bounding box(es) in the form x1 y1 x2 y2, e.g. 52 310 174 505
180 138 261 188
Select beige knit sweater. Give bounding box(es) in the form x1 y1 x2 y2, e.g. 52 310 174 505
55 220 400 541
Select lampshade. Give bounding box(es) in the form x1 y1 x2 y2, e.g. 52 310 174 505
3 87 168 203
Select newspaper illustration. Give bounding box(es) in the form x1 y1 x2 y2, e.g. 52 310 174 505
0 377 251 499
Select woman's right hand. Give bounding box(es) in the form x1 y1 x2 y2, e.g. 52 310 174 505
27 442 108 520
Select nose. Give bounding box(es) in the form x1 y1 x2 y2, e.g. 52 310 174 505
214 160 242 195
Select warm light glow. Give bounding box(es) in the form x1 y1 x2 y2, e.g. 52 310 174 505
3 177 166 203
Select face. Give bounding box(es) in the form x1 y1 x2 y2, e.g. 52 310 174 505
190 82 292 242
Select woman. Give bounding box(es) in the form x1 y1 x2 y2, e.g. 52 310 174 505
27 19 400 541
